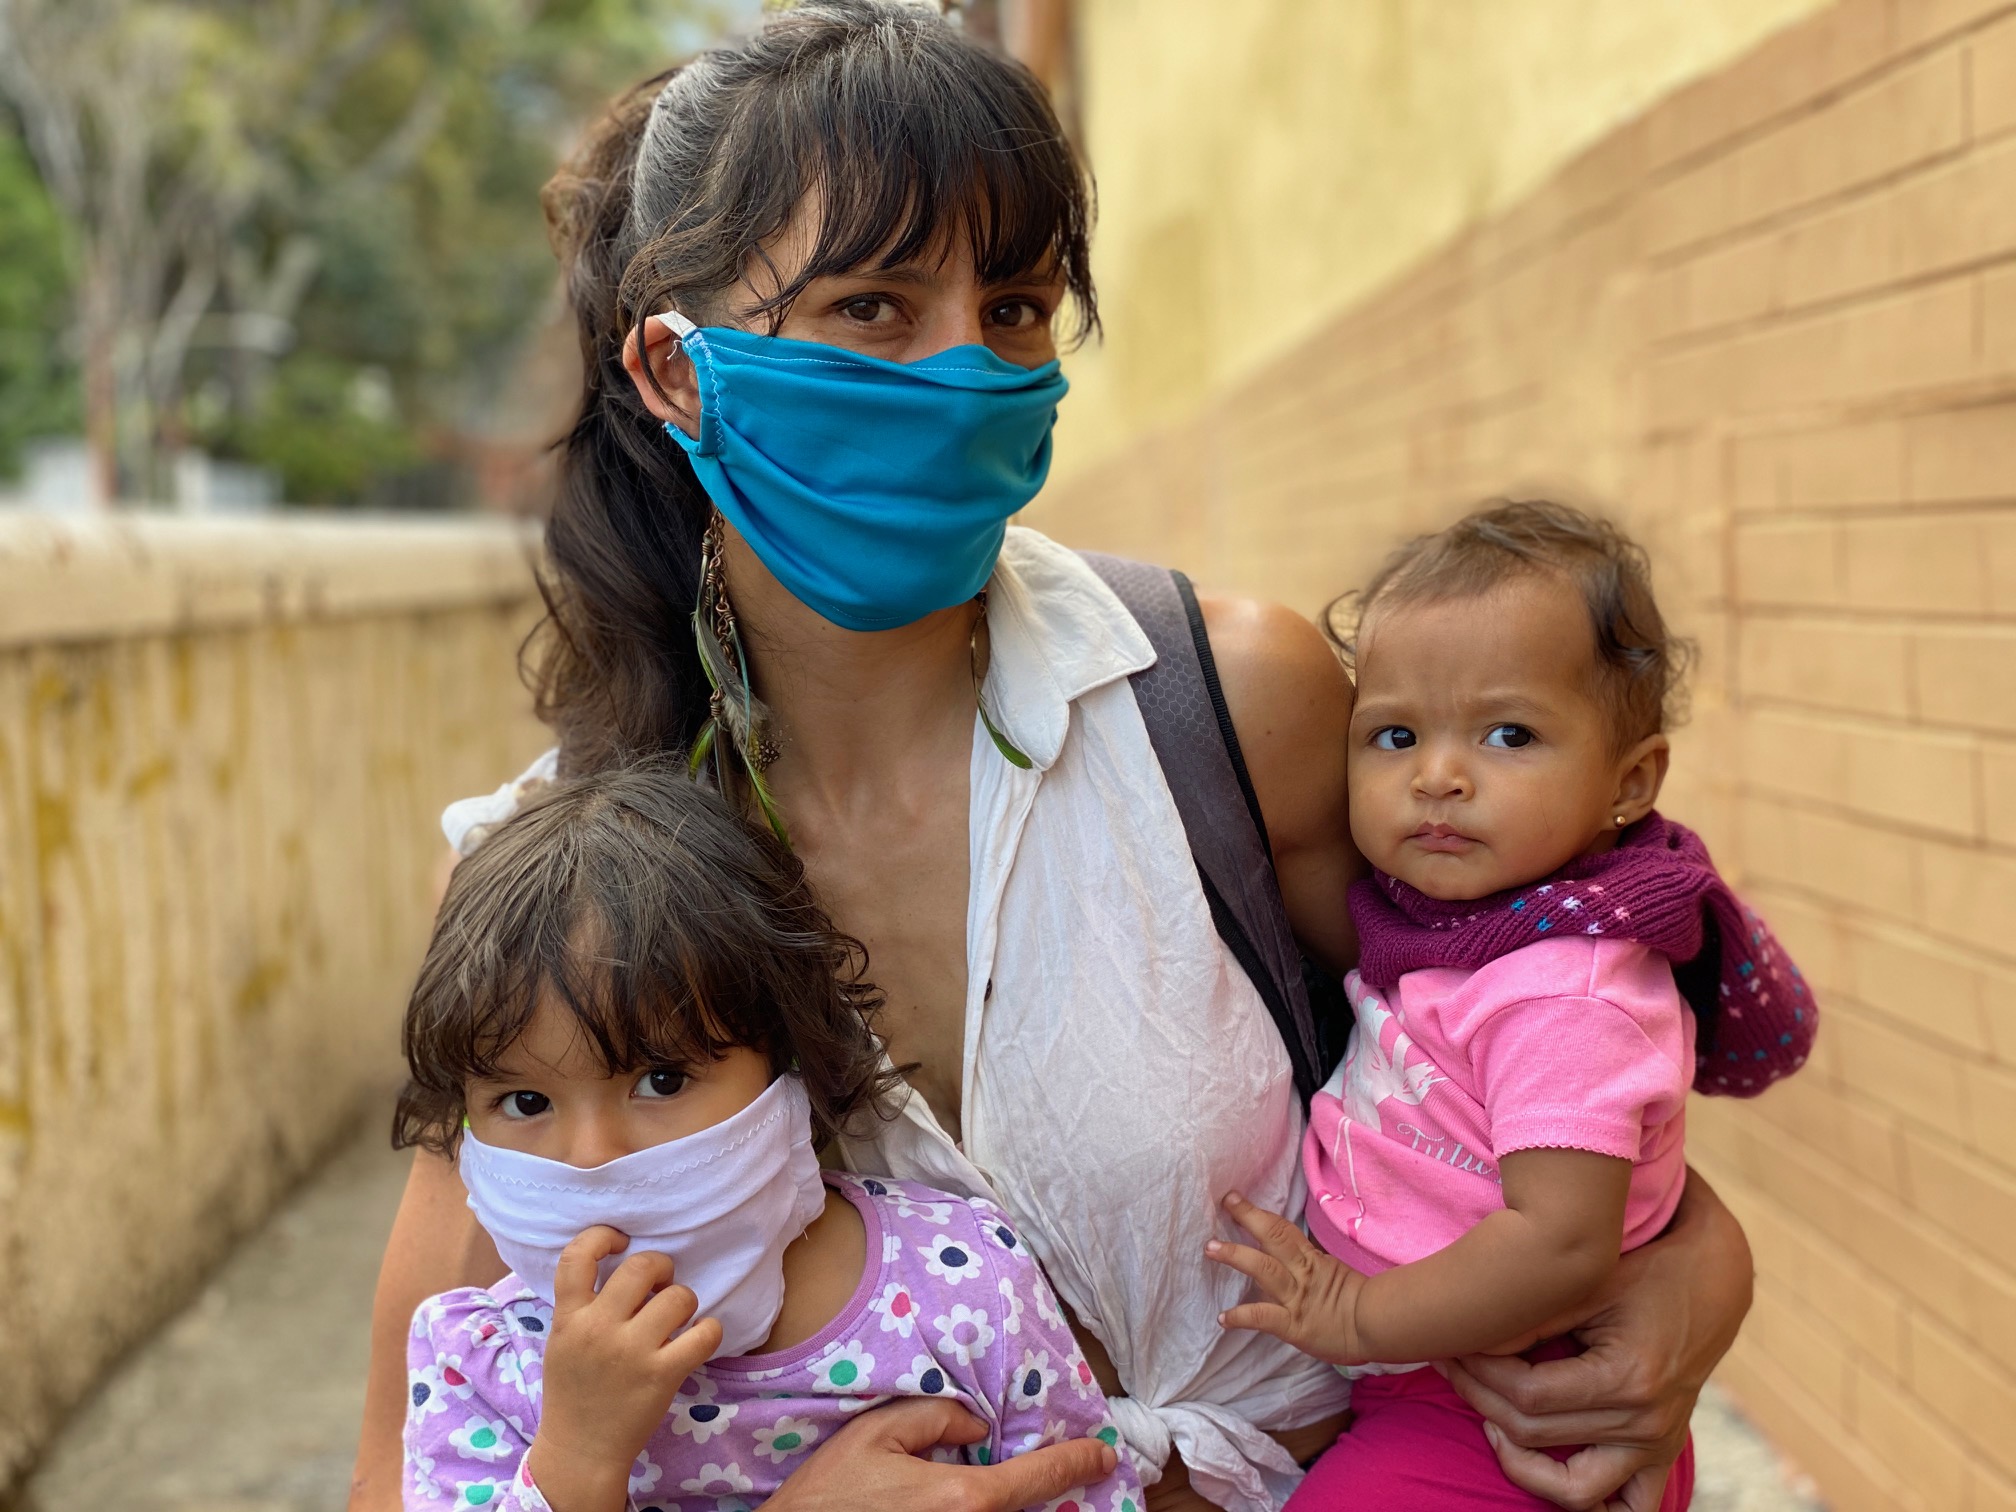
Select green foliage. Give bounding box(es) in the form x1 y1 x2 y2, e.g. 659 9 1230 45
2 0 741 505
0 128 80 481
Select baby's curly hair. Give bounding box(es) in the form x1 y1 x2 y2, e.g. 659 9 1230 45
1327 498 1694 751
394 760 901 1157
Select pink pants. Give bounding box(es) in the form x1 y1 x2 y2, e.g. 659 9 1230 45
1287 1365 1694 1511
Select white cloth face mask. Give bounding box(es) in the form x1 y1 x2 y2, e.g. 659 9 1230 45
457 1073 827 1359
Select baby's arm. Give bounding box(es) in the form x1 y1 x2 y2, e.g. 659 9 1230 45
1212 1151 1630 1366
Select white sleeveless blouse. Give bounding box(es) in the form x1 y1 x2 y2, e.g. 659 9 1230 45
442 528 1348 1511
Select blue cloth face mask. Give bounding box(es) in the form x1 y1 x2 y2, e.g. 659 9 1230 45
656 310 1070 631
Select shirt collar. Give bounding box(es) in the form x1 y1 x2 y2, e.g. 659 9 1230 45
982 527 1156 772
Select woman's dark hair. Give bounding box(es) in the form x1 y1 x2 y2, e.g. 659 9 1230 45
533 0 1097 772
1327 498 1695 750
394 761 900 1156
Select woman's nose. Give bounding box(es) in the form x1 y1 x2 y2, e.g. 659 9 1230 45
907 299 989 361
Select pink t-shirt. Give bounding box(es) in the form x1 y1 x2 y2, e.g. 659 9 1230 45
1304 937 1695 1275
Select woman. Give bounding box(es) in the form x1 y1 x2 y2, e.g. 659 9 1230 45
350 6 1754 1510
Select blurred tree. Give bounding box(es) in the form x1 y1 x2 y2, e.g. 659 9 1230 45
0 0 716 506
0 125 80 480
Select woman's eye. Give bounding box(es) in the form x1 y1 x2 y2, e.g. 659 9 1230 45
1371 727 1416 751
499 1091 550 1120
634 1068 687 1100
989 298 1045 330
839 296 895 324
1484 724 1535 749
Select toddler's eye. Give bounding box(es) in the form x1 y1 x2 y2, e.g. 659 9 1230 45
1371 727 1416 751
499 1091 550 1120
1484 724 1535 749
635 1068 687 1100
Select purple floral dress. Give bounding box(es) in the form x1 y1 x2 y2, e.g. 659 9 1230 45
403 1173 1145 1512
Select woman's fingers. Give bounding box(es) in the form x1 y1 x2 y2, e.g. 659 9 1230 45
1203 1238 1290 1299
1442 1353 1653 1446
1480 1424 1662 1512
552 1226 630 1313
949 1438 1119 1512
857 1395 989 1453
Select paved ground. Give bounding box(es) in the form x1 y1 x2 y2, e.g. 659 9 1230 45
20 1124 1829 1511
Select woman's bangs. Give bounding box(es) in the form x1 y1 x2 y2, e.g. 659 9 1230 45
775 44 1095 340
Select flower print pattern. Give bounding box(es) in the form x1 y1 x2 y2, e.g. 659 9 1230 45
934 1303 996 1367
448 1415 518 1462
997 1276 1024 1335
920 1232 984 1284
868 1280 921 1339
894 1352 959 1398
810 1339 876 1395
1060 1344 1098 1398
673 1374 739 1443
752 1414 821 1464
1008 1348 1059 1412
679 1463 754 1496
401 1178 1140 1512
628 1450 663 1497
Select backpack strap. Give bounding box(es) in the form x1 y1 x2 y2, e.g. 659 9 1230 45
1080 551 1327 1102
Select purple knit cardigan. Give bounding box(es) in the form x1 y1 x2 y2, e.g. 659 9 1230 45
1349 813 1814 1096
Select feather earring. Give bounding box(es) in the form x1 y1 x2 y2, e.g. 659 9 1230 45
691 514 789 844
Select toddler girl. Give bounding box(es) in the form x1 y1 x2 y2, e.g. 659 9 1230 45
396 763 1140 1512
1207 500 1813 1510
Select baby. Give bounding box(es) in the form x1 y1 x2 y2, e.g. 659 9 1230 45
396 763 1140 1512
1208 500 1813 1510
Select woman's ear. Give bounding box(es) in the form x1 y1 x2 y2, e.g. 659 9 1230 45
1608 733 1671 827
623 314 702 436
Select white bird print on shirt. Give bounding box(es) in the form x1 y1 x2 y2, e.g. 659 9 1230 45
1341 992 1445 1130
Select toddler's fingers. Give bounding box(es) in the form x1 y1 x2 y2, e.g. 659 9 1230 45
1219 1191 1309 1260
1218 1300 1295 1339
553 1226 630 1313
597 1248 678 1314
634 1279 702 1341
1203 1238 1290 1301
655 1313 724 1385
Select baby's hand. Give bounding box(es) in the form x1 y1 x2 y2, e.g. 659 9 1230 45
1205 1191 1371 1367
527 1226 723 1512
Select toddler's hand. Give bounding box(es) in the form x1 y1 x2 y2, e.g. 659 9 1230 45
1206 1191 1371 1367
527 1225 723 1512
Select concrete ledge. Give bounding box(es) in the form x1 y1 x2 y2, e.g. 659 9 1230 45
0 512 541 649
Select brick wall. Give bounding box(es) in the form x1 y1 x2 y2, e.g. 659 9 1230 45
1026 4 2016 1508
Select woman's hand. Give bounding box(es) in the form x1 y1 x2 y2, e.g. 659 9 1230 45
527 1227 723 1512
1206 1191 1369 1366
1439 1169 1753 1512
764 1395 1120 1512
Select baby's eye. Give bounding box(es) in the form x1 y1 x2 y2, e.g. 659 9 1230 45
498 1091 550 1120
1371 727 1416 751
634 1068 688 1100
1484 724 1535 749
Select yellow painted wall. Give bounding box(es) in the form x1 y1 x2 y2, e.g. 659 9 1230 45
0 517 547 1486
1055 0 1833 477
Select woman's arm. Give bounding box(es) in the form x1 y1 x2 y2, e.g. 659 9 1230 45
348 1147 510 1512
